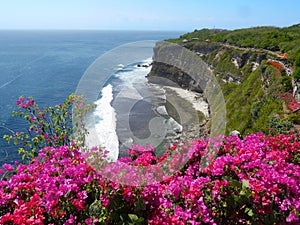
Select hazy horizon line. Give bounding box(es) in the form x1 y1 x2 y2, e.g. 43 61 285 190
0 22 298 33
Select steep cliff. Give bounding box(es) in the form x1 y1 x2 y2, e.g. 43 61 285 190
148 25 300 136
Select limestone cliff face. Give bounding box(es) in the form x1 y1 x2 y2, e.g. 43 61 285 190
148 40 295 135
148 42 269 89
148 62 203 93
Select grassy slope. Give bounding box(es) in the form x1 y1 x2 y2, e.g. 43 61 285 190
223 64 283 135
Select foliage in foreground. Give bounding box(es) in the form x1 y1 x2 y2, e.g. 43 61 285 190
1 95 300 224
3 95 94 161
0 132 300 225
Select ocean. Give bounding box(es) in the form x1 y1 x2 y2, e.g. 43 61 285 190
0 30 183 165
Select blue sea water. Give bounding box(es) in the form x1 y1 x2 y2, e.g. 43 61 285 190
0 30 183 164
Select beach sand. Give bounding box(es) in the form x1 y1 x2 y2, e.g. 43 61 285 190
162 86 209 141
164 86 209 118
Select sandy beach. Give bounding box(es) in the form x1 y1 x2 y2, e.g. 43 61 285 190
160 85 210 141
164 86 209 118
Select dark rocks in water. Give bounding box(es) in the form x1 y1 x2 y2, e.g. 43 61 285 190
137 62 152 68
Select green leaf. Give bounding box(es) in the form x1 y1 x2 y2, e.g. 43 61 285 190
13 139 18 145
128 213 138 220
245 207 254 217
128 214 139 222
240 189 246 195
242 179 250 189
230 180 241 188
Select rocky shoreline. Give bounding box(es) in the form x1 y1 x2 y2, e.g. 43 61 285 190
147 59 211 144
153 83 210 144
167 88 210 140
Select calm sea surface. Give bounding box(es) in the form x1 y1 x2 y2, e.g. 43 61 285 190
0 30 183 164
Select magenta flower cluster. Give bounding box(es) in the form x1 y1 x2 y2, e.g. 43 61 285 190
0 133 300 224
0 146 102 224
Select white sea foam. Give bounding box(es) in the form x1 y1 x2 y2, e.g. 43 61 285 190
116 58 152 83
115 64 124 70
85 60 152 161
85 84 119 161
86 57 186 160
116 85 143 100
167 117 183 133
156 105 168 116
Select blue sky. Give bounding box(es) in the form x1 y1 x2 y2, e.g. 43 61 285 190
0 0 299 31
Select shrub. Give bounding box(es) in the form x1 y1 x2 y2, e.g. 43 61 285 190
3 94 94 160
1 96 300 224
0 133 299 224
269 116 294 135
281 75 293 92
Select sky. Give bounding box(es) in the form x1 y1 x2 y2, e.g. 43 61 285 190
0 0 299 31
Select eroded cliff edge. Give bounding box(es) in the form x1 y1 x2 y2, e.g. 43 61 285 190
148 28 300 137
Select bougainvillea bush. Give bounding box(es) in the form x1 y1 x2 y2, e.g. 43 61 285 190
1 96 300 224
0 132 300 225
3 95 94 161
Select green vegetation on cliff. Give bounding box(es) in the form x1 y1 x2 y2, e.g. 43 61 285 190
169 24 300 60
294 51 300 79
151 24 300 136
222 63 284 134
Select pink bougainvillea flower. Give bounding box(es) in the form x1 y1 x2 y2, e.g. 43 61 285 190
2 163 14 171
